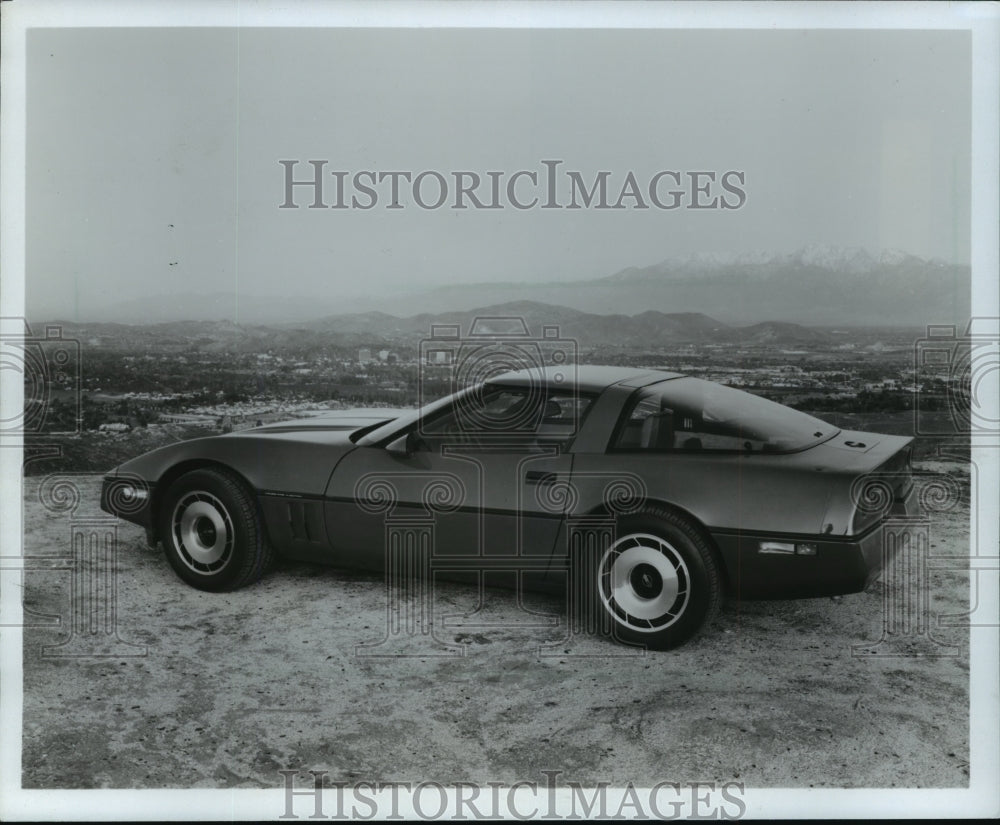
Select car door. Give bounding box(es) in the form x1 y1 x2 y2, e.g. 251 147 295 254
323 386 586 588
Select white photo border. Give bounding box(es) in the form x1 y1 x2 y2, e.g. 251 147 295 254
1 1 997 820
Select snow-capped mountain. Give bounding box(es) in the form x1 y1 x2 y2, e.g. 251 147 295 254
81 245 969 328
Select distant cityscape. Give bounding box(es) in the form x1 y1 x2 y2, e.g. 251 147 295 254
26 308 961 441
21 245 971 455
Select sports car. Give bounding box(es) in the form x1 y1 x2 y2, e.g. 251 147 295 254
101 365 916 649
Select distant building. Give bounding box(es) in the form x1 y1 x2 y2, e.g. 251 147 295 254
99 422 130 433
358 348 371 365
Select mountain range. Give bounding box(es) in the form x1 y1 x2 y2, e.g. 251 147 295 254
43 245 969 328
299 301 834 347
47 300 848 354
399 246 968 327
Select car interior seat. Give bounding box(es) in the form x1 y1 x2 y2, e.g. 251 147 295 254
640 410 675 450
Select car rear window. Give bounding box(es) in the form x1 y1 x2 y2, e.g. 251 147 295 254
614 377 839 453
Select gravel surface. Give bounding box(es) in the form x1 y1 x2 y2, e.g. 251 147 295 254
21 464 970 789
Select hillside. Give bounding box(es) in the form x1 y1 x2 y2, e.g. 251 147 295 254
43 300 831 353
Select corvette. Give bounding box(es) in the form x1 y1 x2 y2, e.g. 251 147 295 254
101 365 916 649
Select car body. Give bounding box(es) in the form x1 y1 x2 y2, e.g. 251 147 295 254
101 365 916 648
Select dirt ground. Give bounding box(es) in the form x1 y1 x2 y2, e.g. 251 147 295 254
20 462 970 790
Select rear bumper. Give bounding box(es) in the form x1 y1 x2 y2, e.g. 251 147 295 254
711 521 898 600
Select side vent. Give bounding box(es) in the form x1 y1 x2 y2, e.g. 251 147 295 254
287 501 323 543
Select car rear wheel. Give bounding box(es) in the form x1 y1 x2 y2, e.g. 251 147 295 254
159 467 274 591
590 507 722 649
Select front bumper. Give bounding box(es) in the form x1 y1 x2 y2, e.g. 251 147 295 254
711 520 900 600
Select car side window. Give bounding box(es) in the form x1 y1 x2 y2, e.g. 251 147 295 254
537 393 592 445
616 394 677 450
419 388 592 451
616 389 761 452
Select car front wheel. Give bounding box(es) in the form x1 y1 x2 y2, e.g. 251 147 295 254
592 507 722 650
159 467 274 591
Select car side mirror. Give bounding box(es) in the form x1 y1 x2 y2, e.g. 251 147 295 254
385 433 412 456
386 431 426 457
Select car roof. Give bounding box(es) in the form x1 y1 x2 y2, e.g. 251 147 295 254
488 365 683 393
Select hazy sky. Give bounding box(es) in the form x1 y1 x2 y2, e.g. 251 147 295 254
26 27 971 320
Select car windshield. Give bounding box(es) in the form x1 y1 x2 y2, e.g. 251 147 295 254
616 377 839 453
352 392 462 446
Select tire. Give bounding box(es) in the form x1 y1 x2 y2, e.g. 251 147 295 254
158 467 274 591
586 507 722 650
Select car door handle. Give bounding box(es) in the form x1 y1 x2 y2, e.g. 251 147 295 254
524 471 560 486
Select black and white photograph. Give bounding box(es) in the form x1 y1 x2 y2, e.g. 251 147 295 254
1 1 998 820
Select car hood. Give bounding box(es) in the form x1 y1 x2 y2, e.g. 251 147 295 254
250 407 410 434
109 411 410 497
